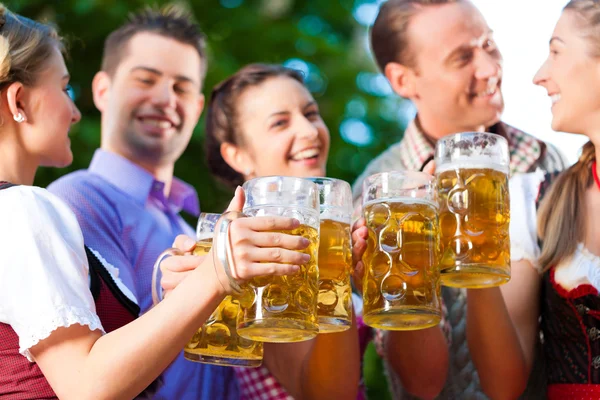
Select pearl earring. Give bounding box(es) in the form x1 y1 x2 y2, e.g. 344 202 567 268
13 113 25 123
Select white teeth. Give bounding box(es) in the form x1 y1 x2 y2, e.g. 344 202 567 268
141 118 173 129
474 77 499 97
291 148 319 161
550 94 561 105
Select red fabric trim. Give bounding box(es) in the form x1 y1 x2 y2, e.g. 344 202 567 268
593 161 600 191
550 268 599 299
548 383 600 400
587 309 600 322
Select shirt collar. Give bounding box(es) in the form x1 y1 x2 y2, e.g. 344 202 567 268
400 118 436 171
399 116 543 174
88 149 200 216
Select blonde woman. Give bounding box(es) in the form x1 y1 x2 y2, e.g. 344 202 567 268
468 1 600 399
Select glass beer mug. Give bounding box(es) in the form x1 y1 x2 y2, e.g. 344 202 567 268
234 176 321 343
435 132 511 288
306 177 353 333
151 213 263 367
362 171 441 330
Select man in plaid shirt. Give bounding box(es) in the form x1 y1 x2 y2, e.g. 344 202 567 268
353 0 567 399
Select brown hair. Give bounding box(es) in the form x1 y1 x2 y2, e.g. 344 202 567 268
205 63 305 188
0 4 63 89
370 0 465 71
537 0 600 270
101 4 207 83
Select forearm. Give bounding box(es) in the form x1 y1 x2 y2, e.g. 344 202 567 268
385 326 448 400
264 316 360 400
69 267 222 399
301 317 360 400
466 288 527 400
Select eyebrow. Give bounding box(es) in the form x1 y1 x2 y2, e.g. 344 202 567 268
130 66 197 85
266 101 318 120
444 30 494 63
549 36 565 45
303 101 317 110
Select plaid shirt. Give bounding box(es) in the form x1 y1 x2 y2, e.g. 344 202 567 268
352 117 568 399
353 118 567 202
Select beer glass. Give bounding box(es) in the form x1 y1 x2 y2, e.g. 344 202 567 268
362 171 441 330
151 213 263 367
237 176 320 343
435 132 510 288
306 177 353 333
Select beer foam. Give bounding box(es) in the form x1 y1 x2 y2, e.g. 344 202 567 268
363 197 438 209
436 160 508 174
320 206 351 223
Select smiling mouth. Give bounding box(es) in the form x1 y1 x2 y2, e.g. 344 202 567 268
290 147 320 161
137 117 176 130
471 77 500 98
550 94 561 105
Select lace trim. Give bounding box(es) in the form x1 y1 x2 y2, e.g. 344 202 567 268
19 305 104 362
88 248 138 305
575 243 600 291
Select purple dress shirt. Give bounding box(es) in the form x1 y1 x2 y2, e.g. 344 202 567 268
49 149 239 400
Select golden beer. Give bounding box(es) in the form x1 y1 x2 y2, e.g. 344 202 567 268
317 219 353 332
184 241 263 367
363 199 441 330
237 224 320 343
436 166 510 288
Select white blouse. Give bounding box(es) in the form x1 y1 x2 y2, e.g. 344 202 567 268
510 171 600 291
0 185 104 361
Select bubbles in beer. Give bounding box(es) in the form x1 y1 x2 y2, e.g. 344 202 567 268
184 241 263 367
437 167 510 288
237 222 320 343
363 198 441 330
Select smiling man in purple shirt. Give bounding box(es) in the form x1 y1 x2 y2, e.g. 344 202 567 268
49 6 239 400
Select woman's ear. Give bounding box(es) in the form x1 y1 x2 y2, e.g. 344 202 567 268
221 142 254 177
5 81 26 123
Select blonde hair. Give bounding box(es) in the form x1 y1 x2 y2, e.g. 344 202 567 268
537 0 600 271
370 0 466 70
0 4 63 89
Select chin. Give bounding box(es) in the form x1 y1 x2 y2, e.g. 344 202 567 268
48 152 74 168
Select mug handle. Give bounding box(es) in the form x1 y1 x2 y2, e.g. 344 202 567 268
151 247 184 305
213 211 246 295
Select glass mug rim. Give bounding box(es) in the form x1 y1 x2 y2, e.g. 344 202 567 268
362 170 437 205
242 175 320 212
304 176 352 216
434 131 509 172
435 131 508 147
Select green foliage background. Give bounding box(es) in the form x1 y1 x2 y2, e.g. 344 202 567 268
10 0 415 397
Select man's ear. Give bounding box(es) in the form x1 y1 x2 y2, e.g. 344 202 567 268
384 62 417 99
92 71 111 113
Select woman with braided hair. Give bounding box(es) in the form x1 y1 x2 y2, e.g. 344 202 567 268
468 1 600 399
0 5 310 399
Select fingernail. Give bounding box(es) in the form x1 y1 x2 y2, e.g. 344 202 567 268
301 253 311 262
291 265 301 273
184 238 196 249
292 218 300 227
300 237 310 247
